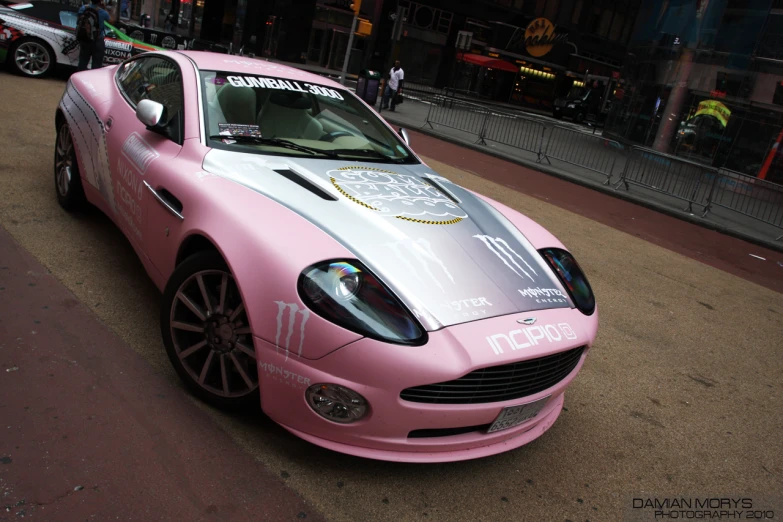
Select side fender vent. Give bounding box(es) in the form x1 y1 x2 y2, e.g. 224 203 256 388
273 169 337 201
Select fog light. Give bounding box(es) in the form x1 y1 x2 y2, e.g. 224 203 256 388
306 383 368 424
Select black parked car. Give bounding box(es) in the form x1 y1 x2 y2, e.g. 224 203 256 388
553 86 605 124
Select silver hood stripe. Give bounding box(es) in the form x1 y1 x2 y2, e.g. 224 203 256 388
203 150 572 330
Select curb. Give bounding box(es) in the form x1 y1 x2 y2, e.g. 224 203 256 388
383 114 783 255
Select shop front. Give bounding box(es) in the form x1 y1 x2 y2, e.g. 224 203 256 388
441 16 621 113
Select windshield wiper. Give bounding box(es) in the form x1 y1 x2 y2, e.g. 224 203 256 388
330 148 406 163
209 135 339 158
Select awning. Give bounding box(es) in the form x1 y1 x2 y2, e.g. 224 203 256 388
456 53 518 73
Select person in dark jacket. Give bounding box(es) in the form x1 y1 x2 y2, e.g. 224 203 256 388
77 0 111 71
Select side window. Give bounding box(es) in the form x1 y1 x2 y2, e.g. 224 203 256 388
59 11 78 28
117 57 185 144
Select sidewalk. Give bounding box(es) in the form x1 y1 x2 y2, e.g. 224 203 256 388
376 98 783 253
0 227 326 521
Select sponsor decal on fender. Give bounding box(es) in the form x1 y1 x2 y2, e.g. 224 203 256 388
122 132 159 174
274 301 310 361
258 361 311 388
487 322 578 355
105 40 132 52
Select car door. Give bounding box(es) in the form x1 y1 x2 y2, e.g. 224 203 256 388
108 55 185 257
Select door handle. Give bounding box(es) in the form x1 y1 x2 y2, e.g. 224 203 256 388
144 181 184 221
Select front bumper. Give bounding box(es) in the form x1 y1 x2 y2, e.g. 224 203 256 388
255 307 597 462
554 105 580 117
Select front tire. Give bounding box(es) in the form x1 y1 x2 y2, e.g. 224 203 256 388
161 251 259 409
54 120 86 211
11 37 54 78
575 111 585 124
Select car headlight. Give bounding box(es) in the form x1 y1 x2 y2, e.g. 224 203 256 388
298 260 427 345
567 103 575 108
539 248 595 315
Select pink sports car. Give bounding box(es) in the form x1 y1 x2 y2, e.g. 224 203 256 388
53 51 598 462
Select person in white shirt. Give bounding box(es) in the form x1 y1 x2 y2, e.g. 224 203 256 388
381 60 404 111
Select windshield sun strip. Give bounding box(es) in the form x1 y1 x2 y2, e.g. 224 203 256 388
198 70 419 164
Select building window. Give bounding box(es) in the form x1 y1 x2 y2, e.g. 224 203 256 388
609 12 624 41
585 5 602 34
621 12 635 43
773 82 783 106
598 9 613 38
545 0 561 21
399 1 454 35
572 0 583 25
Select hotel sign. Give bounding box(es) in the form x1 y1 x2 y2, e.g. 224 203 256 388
506 18 568 57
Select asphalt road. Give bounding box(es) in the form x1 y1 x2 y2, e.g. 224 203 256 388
1 69 782 522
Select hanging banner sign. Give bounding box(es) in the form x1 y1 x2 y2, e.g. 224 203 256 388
506 18 568 57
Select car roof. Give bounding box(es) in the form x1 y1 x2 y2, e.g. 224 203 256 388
176 51 343 90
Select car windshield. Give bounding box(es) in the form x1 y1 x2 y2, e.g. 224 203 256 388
566 86 587 100
200 70 418 164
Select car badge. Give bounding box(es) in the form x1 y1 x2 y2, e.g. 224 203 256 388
517 317 537 325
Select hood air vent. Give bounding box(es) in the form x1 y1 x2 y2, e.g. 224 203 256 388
273 169 337 201
421 176 461 204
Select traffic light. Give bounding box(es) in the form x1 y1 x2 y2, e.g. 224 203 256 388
356 18 372 36
350 0 362 16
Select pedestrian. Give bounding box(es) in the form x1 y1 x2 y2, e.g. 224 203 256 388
120 0 129 19
76 0 110 71
164 11 175 32
381 60 404 112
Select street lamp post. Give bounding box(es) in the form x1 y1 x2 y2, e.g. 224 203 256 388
378 6 406 114
339 0 362 85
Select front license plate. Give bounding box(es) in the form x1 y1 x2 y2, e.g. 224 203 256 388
487 395 551 433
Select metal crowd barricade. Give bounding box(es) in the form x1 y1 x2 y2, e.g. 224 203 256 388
423 98 491 144
614 146 718 214
403 81 447 104
708 169 783 240
541 126 622 184
480 111 547 159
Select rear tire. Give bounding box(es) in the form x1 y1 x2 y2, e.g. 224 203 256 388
10 37 54 78
161 251 260 410
54 120 87 211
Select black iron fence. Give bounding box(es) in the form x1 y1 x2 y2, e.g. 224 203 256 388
481 112 546 159
542 126 620 184
614 147 719 213
419 98 783 241
708 169 783 240
424 98 545 156
423 98 491 144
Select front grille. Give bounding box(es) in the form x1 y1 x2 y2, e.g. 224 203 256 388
400 346 584 404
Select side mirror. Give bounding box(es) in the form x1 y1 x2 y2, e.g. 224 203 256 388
398 127 410 146
136 99 165 128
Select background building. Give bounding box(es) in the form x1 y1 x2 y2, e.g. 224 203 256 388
604 0 783 182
